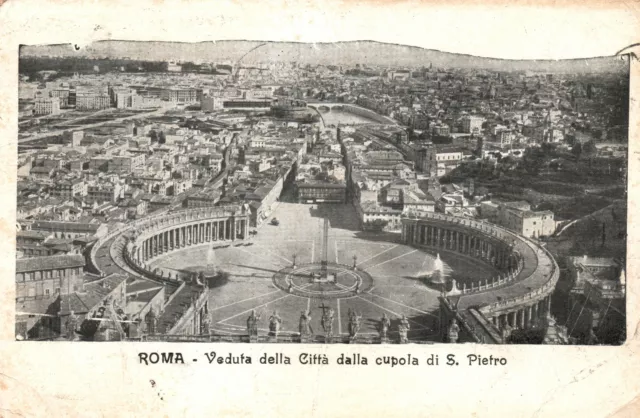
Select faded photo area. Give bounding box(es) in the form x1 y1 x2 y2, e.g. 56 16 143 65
14 41 629 346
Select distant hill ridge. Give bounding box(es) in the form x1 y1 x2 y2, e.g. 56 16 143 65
20 40 628 73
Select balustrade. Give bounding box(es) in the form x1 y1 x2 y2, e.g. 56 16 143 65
405 214 558 327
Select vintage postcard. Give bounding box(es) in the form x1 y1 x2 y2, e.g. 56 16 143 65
14 41 629 347
1 1 639 417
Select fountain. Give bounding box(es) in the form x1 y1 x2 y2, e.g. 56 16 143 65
433 253 444 273
416 253 447 285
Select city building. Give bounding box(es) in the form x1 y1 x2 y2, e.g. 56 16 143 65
15 254 86 301
76 94 111 110
296 182 347 203
51 179 86 199
201 95 224 112
29 220 108 239
16 272 128 341
160 88 200 103
461 115 484 134
63 130 84 146
34 97 61 115
109 154 146 174
497 201 556 238
414 144 463 177
86 182 123 204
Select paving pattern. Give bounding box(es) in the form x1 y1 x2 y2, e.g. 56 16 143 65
150 203 497 341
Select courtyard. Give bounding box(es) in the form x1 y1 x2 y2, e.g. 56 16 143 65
149 203 497 341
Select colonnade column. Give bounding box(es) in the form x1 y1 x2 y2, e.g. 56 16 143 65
532 303 537 321
547 296 551 316
232 218 236 241
161 232 165 254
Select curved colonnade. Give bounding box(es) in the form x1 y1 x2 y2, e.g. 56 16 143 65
125 210 250 280
402 213 559 343
88 206 250 337
90 205 558 344
90 206 250 282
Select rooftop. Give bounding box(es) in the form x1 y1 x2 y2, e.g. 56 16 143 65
31 221 103 233
16 254 86 273
59 274 128 316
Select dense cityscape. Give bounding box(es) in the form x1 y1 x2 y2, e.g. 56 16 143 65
15 41 628 345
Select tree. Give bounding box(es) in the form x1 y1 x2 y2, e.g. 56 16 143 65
522 147 545 175
364 219 389 232
582 140 597 156
572 142 583 160
439 175 452 184
541 142 557 156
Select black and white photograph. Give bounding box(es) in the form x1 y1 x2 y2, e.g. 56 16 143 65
4 1 640 417
14 40 629 346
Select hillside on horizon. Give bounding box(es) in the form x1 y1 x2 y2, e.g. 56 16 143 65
20 40 628 73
